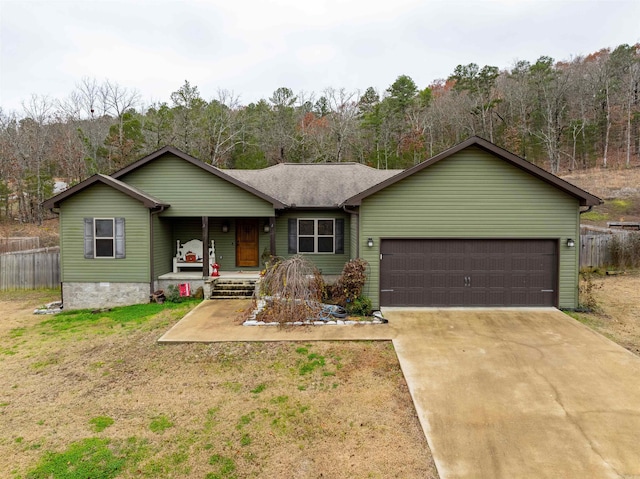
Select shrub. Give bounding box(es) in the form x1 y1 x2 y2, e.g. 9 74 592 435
330 259 368 307
165 285 183 303
578 270 602 311
610 232 640 269
345 295 372 316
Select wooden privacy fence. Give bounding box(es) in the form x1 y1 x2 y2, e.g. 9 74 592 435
580 231 640 269
580 235 613 268
0 247 60 290
0 237 40 254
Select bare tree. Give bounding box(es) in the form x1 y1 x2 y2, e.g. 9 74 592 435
323 87 359 162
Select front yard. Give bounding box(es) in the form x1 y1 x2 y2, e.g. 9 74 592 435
2 271 638 479
0 292 437 479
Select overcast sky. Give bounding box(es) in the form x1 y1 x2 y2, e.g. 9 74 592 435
1 0 639 114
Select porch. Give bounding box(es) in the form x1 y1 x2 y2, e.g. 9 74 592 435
156 270 261 300
152 216 275 280
157 271 262 281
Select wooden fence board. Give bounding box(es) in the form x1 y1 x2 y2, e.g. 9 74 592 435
0 247 60 290
580 231 638 268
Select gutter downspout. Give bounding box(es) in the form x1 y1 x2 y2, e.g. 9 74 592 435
150 205 167 298
579 206 593 215
342 205 359 258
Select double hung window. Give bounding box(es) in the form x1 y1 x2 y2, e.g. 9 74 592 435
83 217 125 259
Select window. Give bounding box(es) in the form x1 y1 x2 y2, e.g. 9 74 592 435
95 219 114 257
298 219 334 253
84 217 125 259
288 218 344 254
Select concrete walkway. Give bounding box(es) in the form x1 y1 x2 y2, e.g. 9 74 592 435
159 301 640 479
158 299 398 342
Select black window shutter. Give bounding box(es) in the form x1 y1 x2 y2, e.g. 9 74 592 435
115 217 126 258
84 218 94 258
335 218 344 254
288 218 297 254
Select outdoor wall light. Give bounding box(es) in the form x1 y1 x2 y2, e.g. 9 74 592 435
367 237 374 248
222 222 229 233
567 238 575 248
264 223 270 233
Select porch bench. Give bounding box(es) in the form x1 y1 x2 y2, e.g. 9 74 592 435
173 239 215 273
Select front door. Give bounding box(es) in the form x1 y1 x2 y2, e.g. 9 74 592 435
236 219 259 267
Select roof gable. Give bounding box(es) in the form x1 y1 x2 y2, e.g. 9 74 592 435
342 137 603 207
42 174 169 210
111 146 286 208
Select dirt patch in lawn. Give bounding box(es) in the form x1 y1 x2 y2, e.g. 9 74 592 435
570 271 640 356
0 292 437 479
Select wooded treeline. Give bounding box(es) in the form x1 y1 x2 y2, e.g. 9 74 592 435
1 43 639 223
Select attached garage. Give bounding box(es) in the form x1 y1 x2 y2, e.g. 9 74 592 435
344 137 603 310
380 239 557 307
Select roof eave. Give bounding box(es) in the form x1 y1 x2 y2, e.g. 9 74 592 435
342 136 603 207
41 174 170 210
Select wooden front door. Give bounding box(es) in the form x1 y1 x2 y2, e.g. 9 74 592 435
236 219 259 267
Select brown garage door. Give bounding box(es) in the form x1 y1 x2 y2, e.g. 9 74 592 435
380 239 557 307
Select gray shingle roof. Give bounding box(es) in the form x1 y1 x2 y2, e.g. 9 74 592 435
225 163 402 207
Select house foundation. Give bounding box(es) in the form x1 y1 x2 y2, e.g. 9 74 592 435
63 282 150 310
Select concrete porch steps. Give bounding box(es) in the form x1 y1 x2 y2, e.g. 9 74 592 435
210 278 257 299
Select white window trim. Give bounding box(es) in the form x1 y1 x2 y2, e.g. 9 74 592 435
297 218 335 254
94 218 115 259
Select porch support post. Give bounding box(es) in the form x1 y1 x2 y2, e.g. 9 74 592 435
269 216 276 257
202 216 209 277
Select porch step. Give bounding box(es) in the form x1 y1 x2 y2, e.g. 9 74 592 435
210 278 258 299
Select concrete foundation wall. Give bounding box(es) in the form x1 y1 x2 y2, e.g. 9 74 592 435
63 282 150 310
155 279 205 297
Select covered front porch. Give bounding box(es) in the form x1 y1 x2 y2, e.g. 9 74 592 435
152 215 272 299
152 215 276 278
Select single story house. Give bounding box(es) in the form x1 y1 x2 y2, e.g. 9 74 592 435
43 136 602 310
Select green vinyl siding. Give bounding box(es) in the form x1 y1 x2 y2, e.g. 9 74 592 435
60 183 150 283
359 147 580 309
120 154 275 217
276 210 350 275
153 216 172 277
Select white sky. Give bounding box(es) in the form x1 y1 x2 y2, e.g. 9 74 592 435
1 0 639 113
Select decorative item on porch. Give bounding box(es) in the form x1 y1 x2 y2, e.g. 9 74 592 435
178 283 191 297
173 239 215 273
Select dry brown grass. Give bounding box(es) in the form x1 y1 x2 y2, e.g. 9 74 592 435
0 291 437 479
0 217 59 247
571 271 640 356
561 167 640 227
562 167 640 200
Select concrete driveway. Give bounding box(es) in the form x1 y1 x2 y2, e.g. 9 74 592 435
160 302 640 478
386 308 640 479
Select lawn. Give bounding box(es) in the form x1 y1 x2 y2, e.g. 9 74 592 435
0 291 437 479
569 270 640 356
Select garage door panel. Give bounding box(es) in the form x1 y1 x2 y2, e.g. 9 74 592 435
380 239 557 307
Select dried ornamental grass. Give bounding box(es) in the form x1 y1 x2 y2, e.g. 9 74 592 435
259 255 324 323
